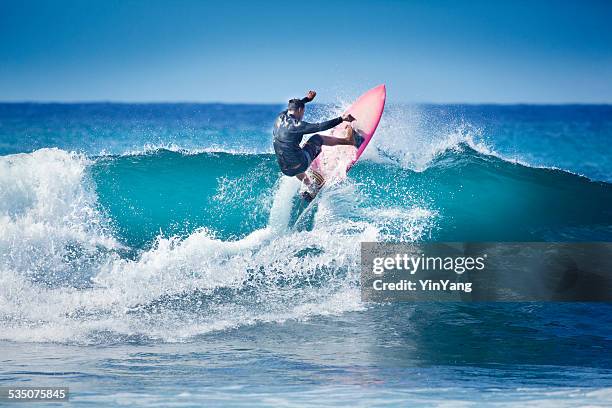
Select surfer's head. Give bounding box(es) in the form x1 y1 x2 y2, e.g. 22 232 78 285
287 98 305 120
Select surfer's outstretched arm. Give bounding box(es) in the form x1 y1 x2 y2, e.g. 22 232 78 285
292 113 356 135
293 117 343 135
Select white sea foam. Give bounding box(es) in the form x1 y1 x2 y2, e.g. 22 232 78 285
0 148 436 343
359 104 492 171
0 148 119 282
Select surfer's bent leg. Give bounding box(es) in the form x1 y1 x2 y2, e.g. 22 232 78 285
319 127 364 148
301 134 324 165
291 136 324 187
318 135 345 146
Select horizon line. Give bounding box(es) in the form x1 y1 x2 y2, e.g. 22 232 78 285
1 100 611 106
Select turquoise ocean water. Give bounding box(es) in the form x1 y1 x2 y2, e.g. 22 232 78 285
1 102 612 406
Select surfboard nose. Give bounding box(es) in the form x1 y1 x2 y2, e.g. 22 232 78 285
372 84 386 101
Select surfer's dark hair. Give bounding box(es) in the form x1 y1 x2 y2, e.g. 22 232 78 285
287 98 305 110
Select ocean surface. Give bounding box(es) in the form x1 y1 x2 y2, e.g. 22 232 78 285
1 102 612 406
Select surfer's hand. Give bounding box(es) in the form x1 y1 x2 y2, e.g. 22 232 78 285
342 113 356 122
306 90 316 101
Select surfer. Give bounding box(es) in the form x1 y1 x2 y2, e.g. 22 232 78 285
272 90 363 192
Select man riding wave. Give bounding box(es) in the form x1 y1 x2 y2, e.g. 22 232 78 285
272 90 363 194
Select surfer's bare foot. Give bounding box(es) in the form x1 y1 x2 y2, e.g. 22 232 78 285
343 126 365 148
344 125 355 144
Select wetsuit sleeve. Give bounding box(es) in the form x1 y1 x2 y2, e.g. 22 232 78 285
293 117 343 134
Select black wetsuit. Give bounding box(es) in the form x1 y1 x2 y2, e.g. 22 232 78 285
272 111 342 176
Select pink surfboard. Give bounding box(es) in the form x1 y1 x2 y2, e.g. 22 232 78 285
308 84 386 187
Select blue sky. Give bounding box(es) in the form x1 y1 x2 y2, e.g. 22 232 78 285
1 0 611 103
